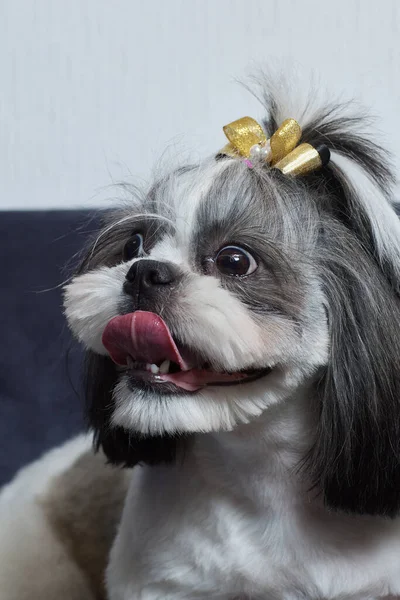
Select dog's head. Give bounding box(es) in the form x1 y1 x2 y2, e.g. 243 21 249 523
64 84 400 517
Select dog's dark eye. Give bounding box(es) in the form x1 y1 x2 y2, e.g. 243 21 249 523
123 233 144 261
215 246 257 277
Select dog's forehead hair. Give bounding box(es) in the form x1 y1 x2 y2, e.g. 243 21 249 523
149 159 235 238
147 159 238 261
150 160 263 241
148 157 313 262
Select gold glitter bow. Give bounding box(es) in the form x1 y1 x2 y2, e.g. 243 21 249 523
220 116 330 176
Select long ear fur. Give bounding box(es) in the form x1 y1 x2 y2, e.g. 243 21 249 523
260 83 400 515
315 225 400 516
297 109 400 516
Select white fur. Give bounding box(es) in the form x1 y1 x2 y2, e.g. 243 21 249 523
108 395 400 600
0 435 94 600
112 365 308 435
331 152 400 274
64 263 130 354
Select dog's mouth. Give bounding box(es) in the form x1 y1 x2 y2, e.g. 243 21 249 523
102 311 272 392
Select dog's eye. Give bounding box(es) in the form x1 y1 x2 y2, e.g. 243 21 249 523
215 246 257 277
123 233 144 261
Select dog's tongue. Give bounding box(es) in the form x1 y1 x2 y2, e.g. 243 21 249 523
102 311 189 370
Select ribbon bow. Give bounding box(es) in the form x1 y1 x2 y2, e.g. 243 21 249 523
220 117 330 176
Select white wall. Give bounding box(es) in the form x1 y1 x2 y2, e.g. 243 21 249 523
1 0 399 210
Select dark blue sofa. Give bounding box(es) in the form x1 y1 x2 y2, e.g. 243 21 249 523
0 210 102 485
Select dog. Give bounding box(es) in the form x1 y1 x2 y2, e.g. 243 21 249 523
2 76 400 599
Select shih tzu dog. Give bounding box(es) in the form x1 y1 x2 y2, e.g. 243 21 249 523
2 77 400 600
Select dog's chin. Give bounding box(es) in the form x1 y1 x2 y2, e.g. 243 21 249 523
110 364 305 435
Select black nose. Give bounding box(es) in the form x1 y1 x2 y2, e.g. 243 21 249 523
125 260 176 293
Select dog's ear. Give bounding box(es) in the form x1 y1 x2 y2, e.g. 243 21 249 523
307 139 400 516
84 351 183 468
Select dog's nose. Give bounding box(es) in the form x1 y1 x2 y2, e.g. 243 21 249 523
124 260 176 294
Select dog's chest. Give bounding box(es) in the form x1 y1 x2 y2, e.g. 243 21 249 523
110 465 310 597
108 461 400 600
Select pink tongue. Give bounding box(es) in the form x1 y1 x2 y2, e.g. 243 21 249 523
102 311 189 370
102 311 248 393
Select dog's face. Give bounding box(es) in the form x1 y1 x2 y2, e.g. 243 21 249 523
64 94 400 517
65 159 328 436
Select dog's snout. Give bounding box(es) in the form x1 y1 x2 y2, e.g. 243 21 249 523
124 260 176 298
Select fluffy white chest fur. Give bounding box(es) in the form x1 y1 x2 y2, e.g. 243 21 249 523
107 393 400 600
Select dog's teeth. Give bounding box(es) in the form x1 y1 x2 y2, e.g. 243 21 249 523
159 360 170 374
150 363 160 374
